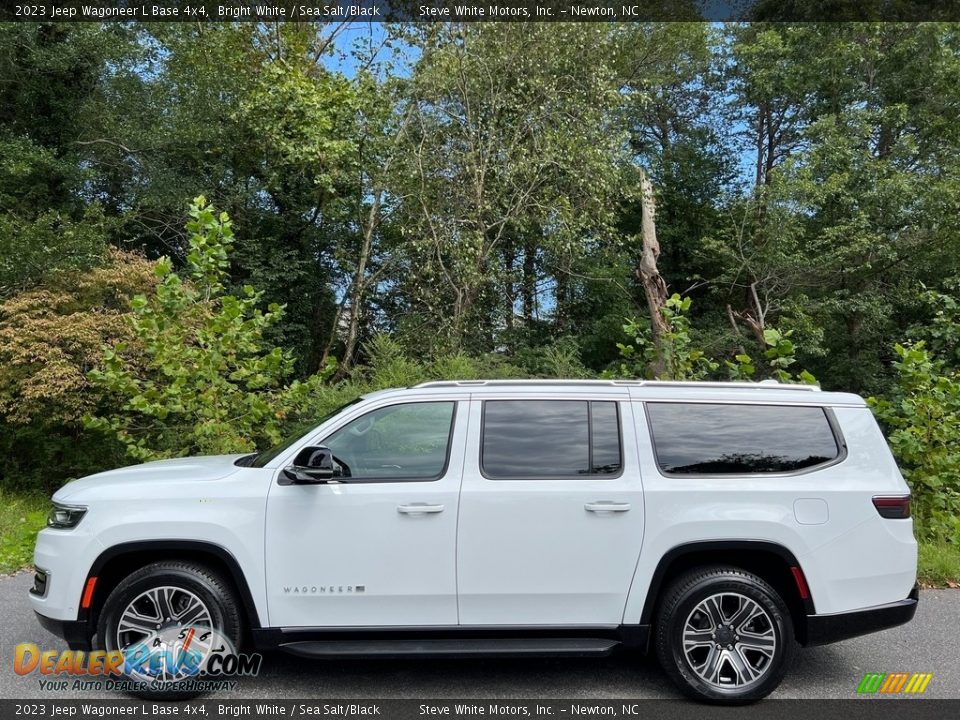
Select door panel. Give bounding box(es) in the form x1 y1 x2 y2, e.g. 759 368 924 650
264 399 466 628
457 397 646 626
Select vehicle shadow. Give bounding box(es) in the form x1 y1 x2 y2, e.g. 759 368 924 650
231 649 681 699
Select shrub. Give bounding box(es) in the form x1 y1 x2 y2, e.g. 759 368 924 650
85 197 333 461
869 342 960 544
0 250 158 489
606 294 816 384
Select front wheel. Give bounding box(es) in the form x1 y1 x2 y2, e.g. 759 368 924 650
654 565 795 703
96 561 243 700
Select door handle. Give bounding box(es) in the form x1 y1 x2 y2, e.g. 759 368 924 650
397 503 445 514
585 501 631 513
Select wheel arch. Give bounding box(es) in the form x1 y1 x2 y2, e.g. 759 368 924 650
639 540 815 644
80 540 261 636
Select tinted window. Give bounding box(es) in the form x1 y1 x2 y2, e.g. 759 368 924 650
482 400 622 479
591 401 622 474
646 403 840 475
322 402 456 481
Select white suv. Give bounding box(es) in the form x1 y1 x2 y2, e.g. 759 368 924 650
31 380 918 703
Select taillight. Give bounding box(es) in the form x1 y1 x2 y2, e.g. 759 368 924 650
872 496 911 519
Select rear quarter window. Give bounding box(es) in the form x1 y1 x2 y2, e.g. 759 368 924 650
645 402 843 476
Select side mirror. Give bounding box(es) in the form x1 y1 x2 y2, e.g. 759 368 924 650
281 446 337 485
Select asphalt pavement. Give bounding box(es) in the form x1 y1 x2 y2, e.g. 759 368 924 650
1 571 957 700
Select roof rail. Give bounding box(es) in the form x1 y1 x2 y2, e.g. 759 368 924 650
413 379 644 388
412 379 820 391
642 380 820 392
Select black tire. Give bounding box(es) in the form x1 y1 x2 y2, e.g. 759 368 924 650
96 561 243 700
654 565 795 704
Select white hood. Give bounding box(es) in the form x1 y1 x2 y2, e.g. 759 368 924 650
54 454 248 502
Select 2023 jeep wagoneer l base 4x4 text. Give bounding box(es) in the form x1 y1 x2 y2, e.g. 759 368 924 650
30 380 918 702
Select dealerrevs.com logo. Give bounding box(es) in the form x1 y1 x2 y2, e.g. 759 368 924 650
856 673 934 695
14 627 262 693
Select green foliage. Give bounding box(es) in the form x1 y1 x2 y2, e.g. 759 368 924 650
910 287 960 367
0 25 134 296
607 295 816 384
0 250 158 490
0 132 113 297
394 23 629 350
536 340 592 379
0 207 111 295
726 329 818 385
869 342 960 544
85 198 329 461
611 295 719 380
349 335 528 392
0 250 158 426
351 335 426 391
237 58 356 200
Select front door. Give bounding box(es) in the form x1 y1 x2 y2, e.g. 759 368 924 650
264 399 465 627
456 395 646 626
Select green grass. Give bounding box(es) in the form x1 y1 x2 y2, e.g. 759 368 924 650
918 541 960 587
0 491 47 574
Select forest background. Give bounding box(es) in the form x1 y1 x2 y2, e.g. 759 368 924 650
0 22 958 582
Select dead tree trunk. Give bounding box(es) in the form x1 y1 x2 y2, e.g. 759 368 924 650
726 304 747 356
321 189 381 378
728 282 768 348
522 239 536 322
635 167 670 378
323 109 412 376
338 192 382 375
503 246 516 332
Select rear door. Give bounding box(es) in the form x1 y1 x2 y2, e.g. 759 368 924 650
456 393 646 625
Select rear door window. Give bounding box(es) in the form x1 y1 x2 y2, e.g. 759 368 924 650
481 400 622 479
646 403 842 475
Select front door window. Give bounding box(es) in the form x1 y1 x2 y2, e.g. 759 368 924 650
323 401 456 481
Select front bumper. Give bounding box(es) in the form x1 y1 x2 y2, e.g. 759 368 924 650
35 612 93 651
804 584 919 646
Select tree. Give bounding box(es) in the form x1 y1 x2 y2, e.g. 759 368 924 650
0 24 132 295
615 23 731 296
635 168 671 376
76 23 360 374
392 23 628 353
316 46 414 375
85 197 322 461
0 250 158 488
607 293 816 383
870 341 960 544
711 23 960 391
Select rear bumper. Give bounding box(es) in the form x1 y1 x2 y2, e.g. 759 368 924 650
804 585 919 646
34 611 92 651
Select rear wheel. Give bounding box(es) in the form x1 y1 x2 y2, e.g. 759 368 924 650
654 565 795 703
96 561 243 700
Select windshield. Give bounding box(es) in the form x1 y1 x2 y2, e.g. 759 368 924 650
246 398 363 468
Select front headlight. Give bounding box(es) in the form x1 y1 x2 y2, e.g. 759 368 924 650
47 502 87 529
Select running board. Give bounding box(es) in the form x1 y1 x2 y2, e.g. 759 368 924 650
279 637 620 659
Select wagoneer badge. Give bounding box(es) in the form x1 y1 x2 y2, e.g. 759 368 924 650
283 585 366 594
